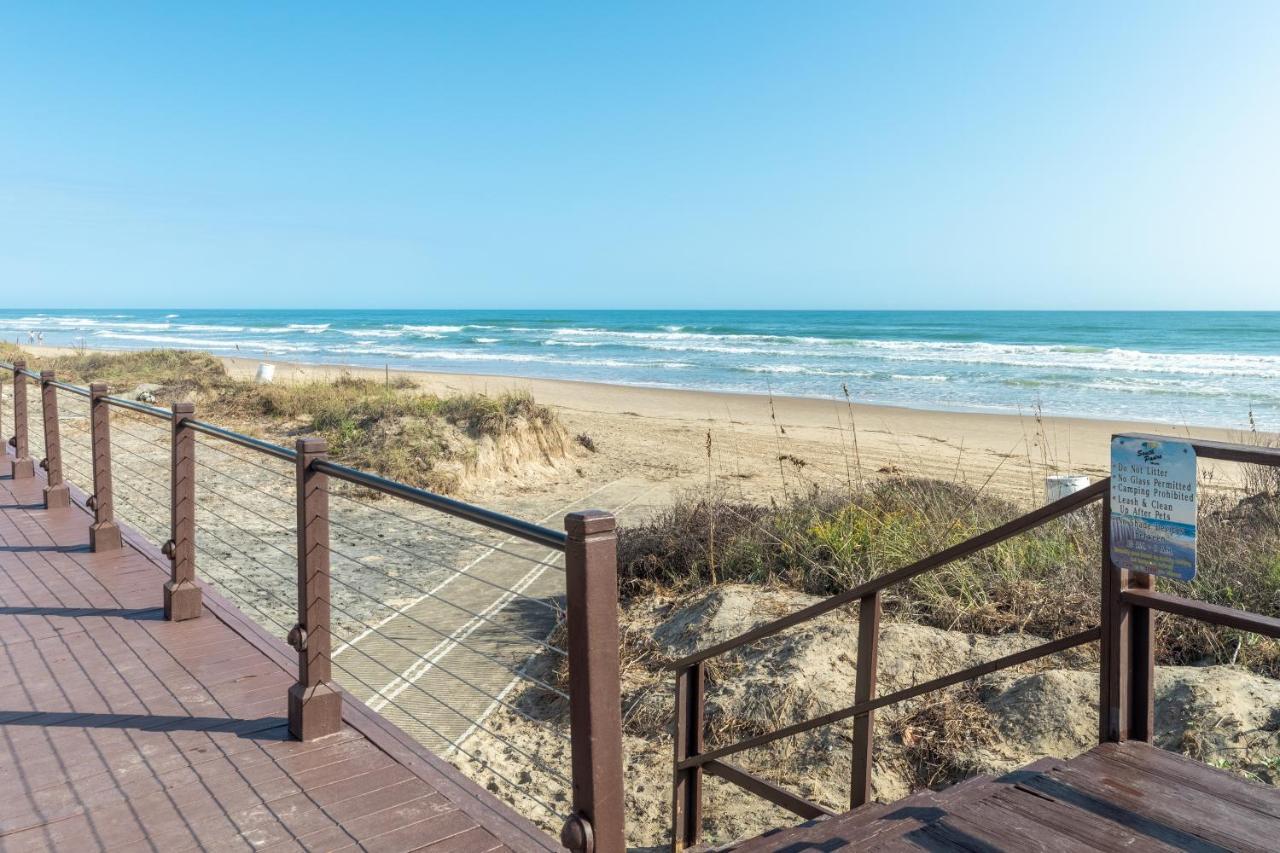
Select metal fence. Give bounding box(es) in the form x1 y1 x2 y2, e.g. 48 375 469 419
664 433 1280 851
3 359 625 853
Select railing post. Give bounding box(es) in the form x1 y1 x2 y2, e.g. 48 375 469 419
1100 491 1117 742
1099 485 1155 744
671 661 704 853
562 510 625 853
1127 572 1155 743
163 401 202 621
288 437 342 741
39 371 70 508
9 362 34 479
88 383 121 551
850 590 881 808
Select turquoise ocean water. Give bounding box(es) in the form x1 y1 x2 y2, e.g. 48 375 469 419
3 310 1276 430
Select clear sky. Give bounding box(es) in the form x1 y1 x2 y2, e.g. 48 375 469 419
3 3 1278 310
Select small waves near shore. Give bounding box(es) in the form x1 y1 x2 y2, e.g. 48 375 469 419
4 309 1277 430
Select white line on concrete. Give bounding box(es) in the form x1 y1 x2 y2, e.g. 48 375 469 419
446 482 661 754
332 479 615 658
367 545 560 713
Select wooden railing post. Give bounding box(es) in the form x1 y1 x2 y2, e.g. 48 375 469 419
39 371 70 509
163 401 202 621
1126 572 1155 743
9 362 34 479
1099 487 1155 744
88 383 121 551
288 437 342 741
562 510 625 853
850 590 881 808
671 661 704 853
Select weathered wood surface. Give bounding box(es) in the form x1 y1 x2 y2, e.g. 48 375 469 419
0 470 556 852
727 742 1279 852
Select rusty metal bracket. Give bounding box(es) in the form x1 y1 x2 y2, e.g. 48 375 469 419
287 624 308 652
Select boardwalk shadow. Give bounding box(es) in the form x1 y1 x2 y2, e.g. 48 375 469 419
0 605 163 620
0 709 288 739
0 543 91 554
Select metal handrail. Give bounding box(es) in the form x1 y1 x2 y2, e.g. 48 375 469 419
671 433 1280 848
314 458 567 549
676 626 1101 771
12 363 564 546
8 357 621 851
48 379 90 398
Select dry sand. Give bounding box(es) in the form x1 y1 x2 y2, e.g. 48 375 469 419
211 353 1257 508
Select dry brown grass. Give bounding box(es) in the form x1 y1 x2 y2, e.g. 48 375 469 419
618 477 1280 676
10 347 562 494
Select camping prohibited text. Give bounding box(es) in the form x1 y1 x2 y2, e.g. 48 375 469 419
1110 436 1197 581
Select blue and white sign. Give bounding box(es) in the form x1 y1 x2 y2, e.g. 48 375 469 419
1110 437 1197 580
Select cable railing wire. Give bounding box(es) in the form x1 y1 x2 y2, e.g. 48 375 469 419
328 654 567 819
175 488 571 700
101 429 294 544
20 378 582 829
324 541 568 659
191 432 296 482
191 446 296 509
189 538 574 766
102 400 563 571
326 513 564 615
255 536 569 701
69 416 568 670
181 455 570 662
193 515 571 737
326 486 567 572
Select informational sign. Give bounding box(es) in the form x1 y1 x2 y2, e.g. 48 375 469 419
1110 437 1197 580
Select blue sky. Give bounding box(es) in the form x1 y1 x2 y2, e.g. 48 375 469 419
2 3 1278 310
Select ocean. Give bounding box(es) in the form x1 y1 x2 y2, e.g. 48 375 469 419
3 310 1277 430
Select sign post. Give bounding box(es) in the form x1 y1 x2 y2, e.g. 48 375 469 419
1109 436 1197 581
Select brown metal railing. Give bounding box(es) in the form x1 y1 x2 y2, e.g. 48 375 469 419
5 362 626 853
667 435 1280 852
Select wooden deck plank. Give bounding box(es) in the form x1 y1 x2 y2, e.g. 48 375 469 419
0 471 557 852
730 742 1279 851
1094 740 1280 819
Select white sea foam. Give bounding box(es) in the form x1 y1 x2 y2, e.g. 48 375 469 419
176 324 245 333
401 324 463 334
338 328 403 338
93 331 318 354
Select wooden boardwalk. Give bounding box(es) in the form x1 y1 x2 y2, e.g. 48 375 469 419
0 471 557 852
730 741 1280 852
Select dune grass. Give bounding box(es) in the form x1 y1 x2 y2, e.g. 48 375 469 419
618 477 1280 676
12 347 561 492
